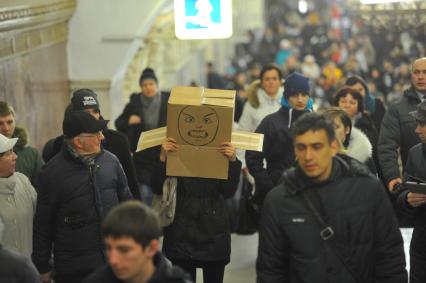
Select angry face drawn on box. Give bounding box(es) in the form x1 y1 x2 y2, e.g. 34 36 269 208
178 105 219 146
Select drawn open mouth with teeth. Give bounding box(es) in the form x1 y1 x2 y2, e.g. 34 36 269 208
188 130 208 138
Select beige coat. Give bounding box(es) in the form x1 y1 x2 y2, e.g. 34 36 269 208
0 172 36 258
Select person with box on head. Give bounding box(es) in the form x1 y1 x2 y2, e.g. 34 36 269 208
32 111 133 283
246 72 313 206
82 200 192 283
0 101 44 186
0 132 36 258
257 112 407 283
115 68 170 205
42 89 141 199
0 216 40 283
397 101 426 283
152 137 241 283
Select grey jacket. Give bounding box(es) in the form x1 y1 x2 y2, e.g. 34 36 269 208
378 87 421 184
0 172 36 258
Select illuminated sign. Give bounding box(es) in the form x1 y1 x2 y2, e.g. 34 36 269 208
174 0 232 39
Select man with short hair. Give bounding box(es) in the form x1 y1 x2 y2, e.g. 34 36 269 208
379 57 426 193
0 101 44 185
33 111 133 283
0 217 39 283
83 201 192 283
42 89 141 199
397 101 426 282
0 133 36 258
257 112 407 283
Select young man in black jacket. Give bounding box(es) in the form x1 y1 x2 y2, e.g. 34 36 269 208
82 201 192 283
257 113 407 283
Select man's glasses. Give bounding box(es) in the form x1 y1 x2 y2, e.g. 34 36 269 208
78 131 103 138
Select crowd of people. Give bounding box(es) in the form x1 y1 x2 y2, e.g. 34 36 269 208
1 2 426 283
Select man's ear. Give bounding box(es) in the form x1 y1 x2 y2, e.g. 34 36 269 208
145 239 159 257
330 138 339 156
71 136 83 150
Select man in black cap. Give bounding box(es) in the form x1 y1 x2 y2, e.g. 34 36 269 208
33 111 133 283
42 89 141 199
115 67 170 205
397 101 426 282
246 72 313 206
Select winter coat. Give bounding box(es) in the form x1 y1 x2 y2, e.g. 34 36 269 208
41 129 141 199
378 87 421 184
397 143 426 281
0 172 36 258
238 81 284 133
12 127 44 186
32 146 133 276
0 245 40 283
370 97 386 133
115 92 169 152
152 160 242 262
82 252 192 283
257 155 407 283
345 127 377 174
246 107 307 205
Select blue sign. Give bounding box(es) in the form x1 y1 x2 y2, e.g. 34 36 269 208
175 0 232 39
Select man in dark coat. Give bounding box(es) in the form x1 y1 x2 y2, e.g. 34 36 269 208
42 89 141 199
33 111 133 283
246 72 313 205
82 201 192 283
397 101 426 283
257 113 407 283
378 57 426 193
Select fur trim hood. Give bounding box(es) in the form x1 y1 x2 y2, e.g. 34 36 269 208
346 127 372 163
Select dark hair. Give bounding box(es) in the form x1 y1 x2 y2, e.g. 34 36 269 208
0 101 15 117
332 87 364 113
345 76 369 94
259 64 283 82
322 107 352 148
291 112 336 143
102 201 162 248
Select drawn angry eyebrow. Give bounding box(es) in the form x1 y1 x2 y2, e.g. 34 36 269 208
203 113 216 119
183 112 194 118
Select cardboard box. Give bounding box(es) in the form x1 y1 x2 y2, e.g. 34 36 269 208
166 86 235 179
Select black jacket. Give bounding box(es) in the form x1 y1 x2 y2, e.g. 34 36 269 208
32 146 133 276
152 160 242 262
378 87 421 184
0 245 39 283
82 252 193 283
257 155 407 283
41 130 140 199
115 92 169 152
246 107 307 205
370 97 386 134
397 143 426 280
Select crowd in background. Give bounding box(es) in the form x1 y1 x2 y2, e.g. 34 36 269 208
209 1 425 113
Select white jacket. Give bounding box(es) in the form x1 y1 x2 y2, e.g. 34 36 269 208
0 172 36 258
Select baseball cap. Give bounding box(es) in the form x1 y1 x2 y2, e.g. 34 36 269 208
0 133 17 154
63 111 109 138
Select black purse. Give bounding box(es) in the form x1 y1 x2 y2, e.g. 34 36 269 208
236 177 259 235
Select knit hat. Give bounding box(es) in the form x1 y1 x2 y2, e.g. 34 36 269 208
71 89 100 112
0 133 17 154
283 72 310 98
139 67 158 84
63 111 108 138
